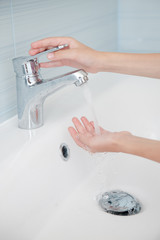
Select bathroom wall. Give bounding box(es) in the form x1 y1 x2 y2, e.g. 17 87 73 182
1 0 160 124
118 0 160 53
0 0 117 124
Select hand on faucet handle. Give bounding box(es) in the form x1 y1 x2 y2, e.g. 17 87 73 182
29 37 101 73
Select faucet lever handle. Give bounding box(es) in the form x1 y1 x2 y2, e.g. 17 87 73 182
27 44 68 61
23 44 69 86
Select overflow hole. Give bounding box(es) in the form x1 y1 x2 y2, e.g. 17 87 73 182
60 143 70 161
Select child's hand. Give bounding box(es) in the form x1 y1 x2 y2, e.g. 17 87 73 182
68 116 131 153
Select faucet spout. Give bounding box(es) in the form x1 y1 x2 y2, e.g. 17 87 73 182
44 69 88 89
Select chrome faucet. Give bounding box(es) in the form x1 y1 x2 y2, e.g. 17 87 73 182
12 45 88 129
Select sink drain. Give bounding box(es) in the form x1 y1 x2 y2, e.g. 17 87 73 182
60 143 70 161
98 190 141 216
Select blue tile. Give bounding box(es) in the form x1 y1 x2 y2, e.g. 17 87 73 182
1 0 160 124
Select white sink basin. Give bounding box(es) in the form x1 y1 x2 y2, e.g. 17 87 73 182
0 72 160 240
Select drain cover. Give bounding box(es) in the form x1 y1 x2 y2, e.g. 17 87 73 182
98 190 141 216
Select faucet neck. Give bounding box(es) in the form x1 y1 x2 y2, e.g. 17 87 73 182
15 68 88 129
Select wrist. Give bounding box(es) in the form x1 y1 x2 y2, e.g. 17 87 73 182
114 131 134 153
94 51 117 73
89 50 105 73
93 51 108 73
116 133 160 162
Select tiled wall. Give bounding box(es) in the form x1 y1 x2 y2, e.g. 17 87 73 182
1 0 160 124
118 0 160 53
0 0 117 124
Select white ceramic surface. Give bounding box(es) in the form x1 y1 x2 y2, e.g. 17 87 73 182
0 72 160 240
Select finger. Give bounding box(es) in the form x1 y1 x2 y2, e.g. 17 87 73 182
90 121 95 129
90 121 105 134
38 49 75 68
72 117 86 134
29 46 53 56
81 116 95 134
29 47 46 56
31 37 73 49
40 61 64 68
47 48 75 61
68 127 86 148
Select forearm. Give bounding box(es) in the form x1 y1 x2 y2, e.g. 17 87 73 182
96 52 160 79
119 134 160 163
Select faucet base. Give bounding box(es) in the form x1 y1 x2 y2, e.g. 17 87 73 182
18 102 44 129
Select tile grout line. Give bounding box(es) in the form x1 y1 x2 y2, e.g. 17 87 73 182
10 0 17 57
117 0 120 52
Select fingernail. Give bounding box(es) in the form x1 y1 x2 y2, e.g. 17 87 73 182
48 52 54 59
